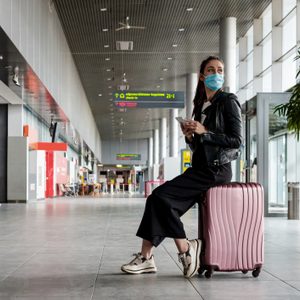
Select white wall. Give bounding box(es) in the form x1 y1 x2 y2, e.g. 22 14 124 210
0 0 101 160
102 139 148 165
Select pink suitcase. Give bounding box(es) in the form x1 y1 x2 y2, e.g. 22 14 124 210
198 182 264 278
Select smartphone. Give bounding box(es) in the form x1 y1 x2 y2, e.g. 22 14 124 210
175 117 187 124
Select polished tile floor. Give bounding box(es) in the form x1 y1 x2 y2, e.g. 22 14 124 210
0 195 300 299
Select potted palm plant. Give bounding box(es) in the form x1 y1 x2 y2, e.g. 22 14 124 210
274 49 300 140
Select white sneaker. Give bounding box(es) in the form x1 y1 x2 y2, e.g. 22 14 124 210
121 253 157 274
178 239 201 278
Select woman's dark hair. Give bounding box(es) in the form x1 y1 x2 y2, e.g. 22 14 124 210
192 56 224 116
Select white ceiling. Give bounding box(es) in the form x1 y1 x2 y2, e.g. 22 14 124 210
53 0 272 140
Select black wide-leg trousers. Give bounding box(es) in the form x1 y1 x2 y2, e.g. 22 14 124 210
136 166 232 247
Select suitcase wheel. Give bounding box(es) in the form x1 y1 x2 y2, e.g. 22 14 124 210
198 266 205 275
252 268 261 278
242 270 248 274
204 269 213 278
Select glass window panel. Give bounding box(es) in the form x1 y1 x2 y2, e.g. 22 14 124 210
262 69 272 92
246 27 253 54
236 42 239 65
247 53 253 83
236 65 239 92
282 51 297 91
246 82 254 99
262 5 272 37
262 36 272 70
283 0 296 17
282 13 296 54
23 108 51 142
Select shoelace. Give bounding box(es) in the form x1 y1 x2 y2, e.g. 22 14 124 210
178 253 189 268
128 252 143 265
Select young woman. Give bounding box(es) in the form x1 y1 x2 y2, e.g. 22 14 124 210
121 56 242 278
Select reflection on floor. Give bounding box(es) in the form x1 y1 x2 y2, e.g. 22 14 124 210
0 195 300 299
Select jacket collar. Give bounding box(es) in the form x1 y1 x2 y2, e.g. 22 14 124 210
207 89 224 106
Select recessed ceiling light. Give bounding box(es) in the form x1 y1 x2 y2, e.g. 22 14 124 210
167 57 173 60
105 57 110 61
179 28 185 32
104 44 109 48
172 44 178 47
109 98 113 101
108 86 112 89
98 93 102 96
159 77 164 81
109 92 112 95
156 85 161 88
186 7 193 11
163 68 168 71
102 28 109 32
106 69 111 72
0 55 3 60
107 78 112 81
100 8 107 12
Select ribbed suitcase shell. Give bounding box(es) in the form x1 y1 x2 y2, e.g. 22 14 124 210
200 183 264 277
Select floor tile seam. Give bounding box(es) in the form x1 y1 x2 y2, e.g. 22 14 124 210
161 244 205 300
89 245 105 300
90 207 112 300
0 245 47 282
263 268 300 292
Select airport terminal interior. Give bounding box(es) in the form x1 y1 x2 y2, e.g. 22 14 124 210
1 0 300 299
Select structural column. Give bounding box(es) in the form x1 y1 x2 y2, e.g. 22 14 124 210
296 0 300 82
148 136 153 168
169 109 178 157
153 129 159 165
159 117 167 161
7 104 28 202
186 73 198 119
272 0 283 91
253 18 263 93
0 105 8 202
219 17 237 93
220 17 237 180
238 36 248 104
8 105 23 136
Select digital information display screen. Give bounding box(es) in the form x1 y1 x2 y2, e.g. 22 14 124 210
114 91 184 108
116 154 141 161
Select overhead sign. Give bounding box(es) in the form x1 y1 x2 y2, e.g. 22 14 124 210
116 154 141 161
114 91 184 108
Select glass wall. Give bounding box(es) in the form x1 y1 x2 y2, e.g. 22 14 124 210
237 0 300 217
242 93 291 217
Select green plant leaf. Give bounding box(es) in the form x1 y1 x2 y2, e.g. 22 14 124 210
274 49 300 141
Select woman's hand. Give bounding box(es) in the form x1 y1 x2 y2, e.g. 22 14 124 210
180 122 193 141
185 120 207 135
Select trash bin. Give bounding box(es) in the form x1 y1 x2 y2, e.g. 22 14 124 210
288 182 300 220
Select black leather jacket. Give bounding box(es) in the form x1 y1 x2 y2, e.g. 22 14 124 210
186 91 242 167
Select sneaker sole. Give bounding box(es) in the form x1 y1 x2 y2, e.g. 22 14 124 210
121 266 157 274
185 239 201 278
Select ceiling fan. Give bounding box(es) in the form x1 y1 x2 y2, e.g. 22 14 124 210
115 16 145 31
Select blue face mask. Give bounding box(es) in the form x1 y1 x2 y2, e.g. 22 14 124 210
204 73 224 91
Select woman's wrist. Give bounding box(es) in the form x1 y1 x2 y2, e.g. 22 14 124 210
185 134 193 142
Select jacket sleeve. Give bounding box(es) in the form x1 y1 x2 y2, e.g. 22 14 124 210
199 94 242 149
185 136 196 151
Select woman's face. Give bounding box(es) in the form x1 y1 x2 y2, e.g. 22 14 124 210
201 59 224 78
